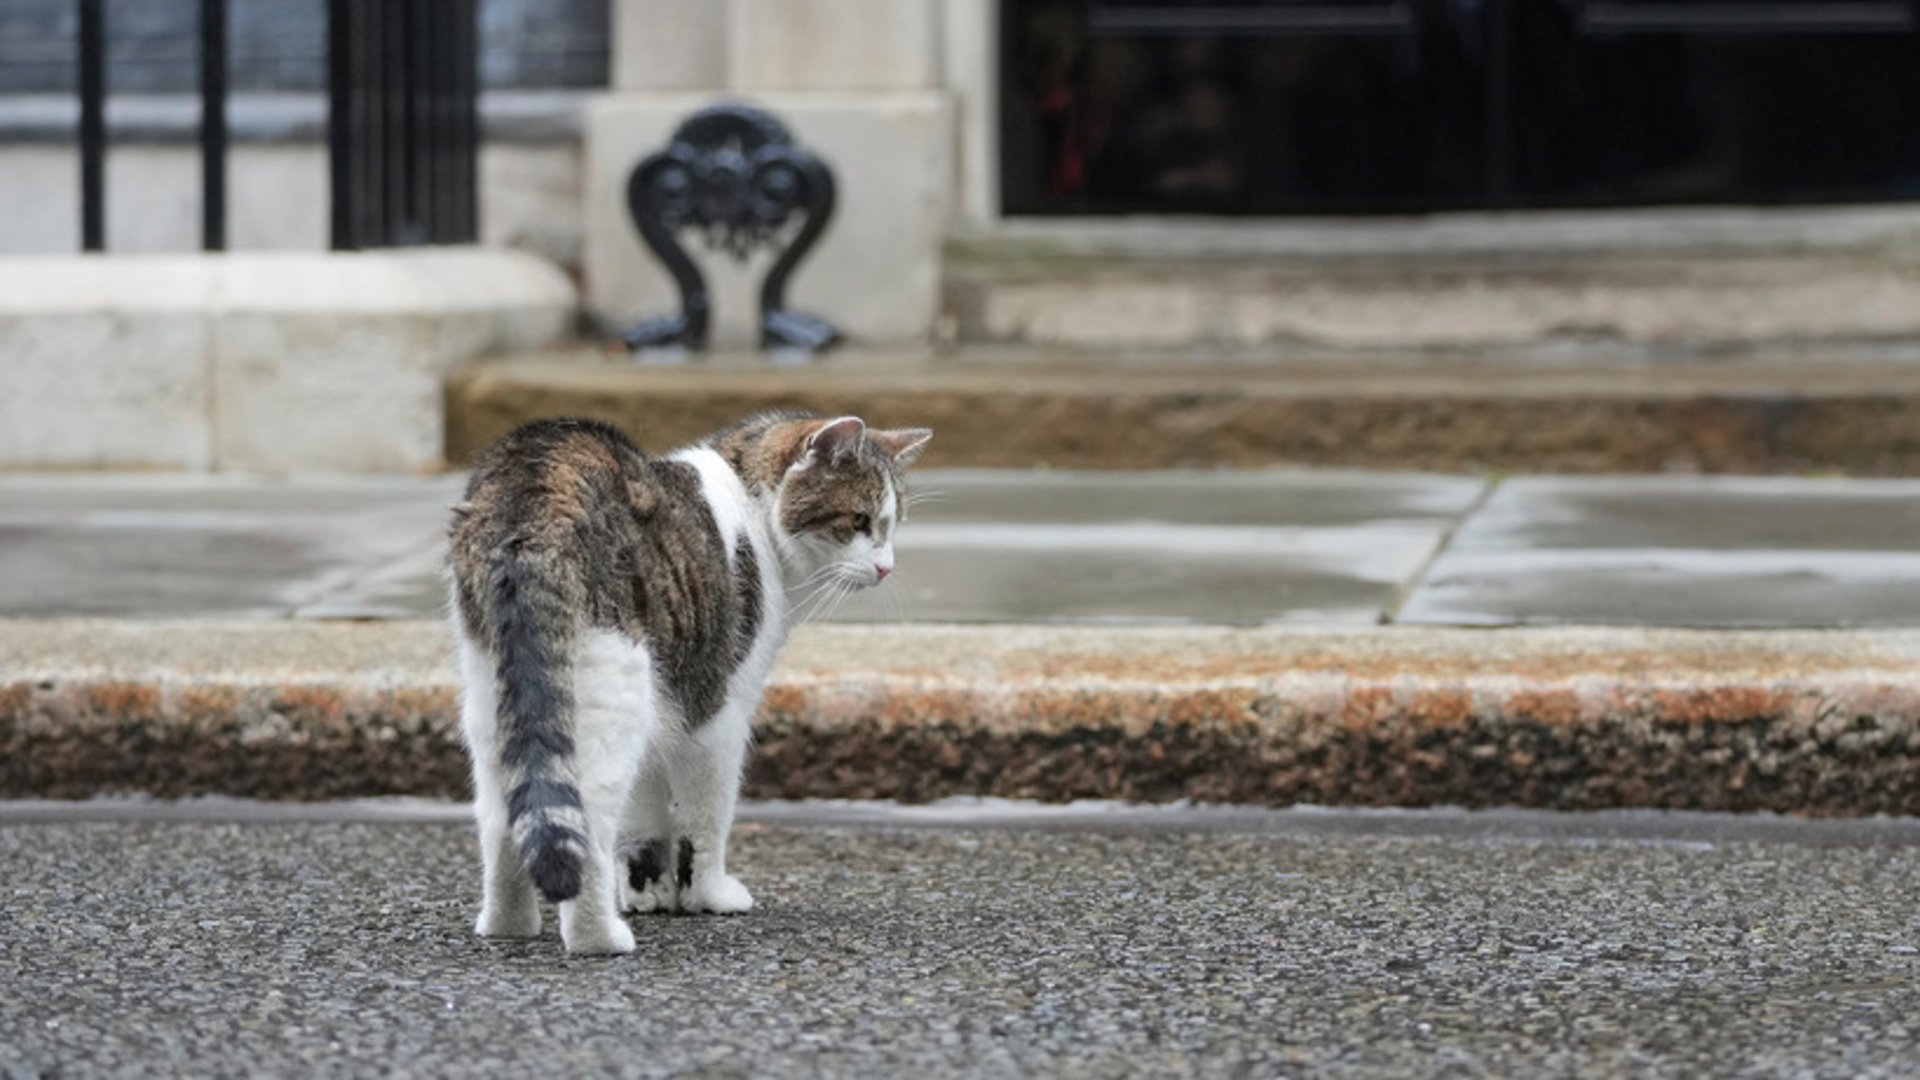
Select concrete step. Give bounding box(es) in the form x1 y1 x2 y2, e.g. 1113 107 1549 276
945 208 1920 351
447 346 1920 474
7 619 1919 814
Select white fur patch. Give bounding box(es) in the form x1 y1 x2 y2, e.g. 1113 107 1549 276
671 443 788 680
571 628 659 826
452 625 495 749
672 445 752 572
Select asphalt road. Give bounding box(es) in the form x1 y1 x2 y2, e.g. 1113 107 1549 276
2 802 1918 1078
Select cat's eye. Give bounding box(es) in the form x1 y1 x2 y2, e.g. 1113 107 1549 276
851 512 871 534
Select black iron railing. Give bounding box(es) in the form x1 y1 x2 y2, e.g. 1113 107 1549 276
73 0 478 253
327 0 479 249
200 0 227 252
77 0 105 251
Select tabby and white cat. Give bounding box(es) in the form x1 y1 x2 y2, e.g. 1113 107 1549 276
447 413 930 955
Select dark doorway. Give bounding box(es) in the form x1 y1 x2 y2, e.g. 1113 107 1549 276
999 0 1920 214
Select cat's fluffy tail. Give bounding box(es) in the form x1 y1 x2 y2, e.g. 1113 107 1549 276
488 540 588 904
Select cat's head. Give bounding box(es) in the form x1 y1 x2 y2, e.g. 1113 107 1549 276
774 415 931 591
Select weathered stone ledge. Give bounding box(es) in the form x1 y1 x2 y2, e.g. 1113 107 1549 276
946 244 1920 351
5 620 1920 814
0 249 575 473
445 352 1920 475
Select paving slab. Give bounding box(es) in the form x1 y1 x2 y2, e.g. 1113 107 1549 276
16 470 1920 629
2 802 1918 1078
834 470 1481 625
1399 476 1920 627
0 474 463 619
0 470 1481 627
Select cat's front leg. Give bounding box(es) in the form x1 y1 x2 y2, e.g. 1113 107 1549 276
667 711 755 915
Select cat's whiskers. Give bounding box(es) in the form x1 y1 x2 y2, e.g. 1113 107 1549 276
798 560 865 621
791 575 842 622
817 579 857 624
796 561 867 624
788 561 844 593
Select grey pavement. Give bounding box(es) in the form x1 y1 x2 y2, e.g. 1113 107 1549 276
2 800 1918 1078
0 473 463 620
834 470 1480 625
12 469 1920 626
1397 476 1920 628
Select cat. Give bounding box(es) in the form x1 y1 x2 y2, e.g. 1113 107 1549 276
446 412 931 955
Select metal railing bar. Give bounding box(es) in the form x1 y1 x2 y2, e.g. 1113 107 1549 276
385 0 412 244
424 0 448 243
77 0 105 252
323 0 480 250
359 0 385 246
199 0 227 251
406 0 430 243
326 0 355 249
453 0 478 242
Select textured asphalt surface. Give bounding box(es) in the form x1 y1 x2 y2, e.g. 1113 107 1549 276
3 803 1919 1078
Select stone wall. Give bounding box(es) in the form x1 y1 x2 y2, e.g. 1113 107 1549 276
0 249 577 473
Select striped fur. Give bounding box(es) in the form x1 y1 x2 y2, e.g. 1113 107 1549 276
447 413 931 956
488 543 589 903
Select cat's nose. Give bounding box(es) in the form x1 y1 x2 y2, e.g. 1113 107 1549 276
875 564 891 581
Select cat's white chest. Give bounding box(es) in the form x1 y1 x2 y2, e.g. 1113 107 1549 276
671 445 789 696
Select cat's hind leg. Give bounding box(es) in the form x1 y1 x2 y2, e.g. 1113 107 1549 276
458 635 540 939
553 630 658 955
665 703 755 915
619 764 679 914
472 775 542 938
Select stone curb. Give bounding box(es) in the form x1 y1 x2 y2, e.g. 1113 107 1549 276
445 354 1920 475
6 620 1920 814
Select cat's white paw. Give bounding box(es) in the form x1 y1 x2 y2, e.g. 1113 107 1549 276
562 916 636 956
621 844 680 914
622 876 679 915
474 904 542 939
679 873 754 915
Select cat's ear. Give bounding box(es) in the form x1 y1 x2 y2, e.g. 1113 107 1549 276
803 415 866 464
869 428 932 468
